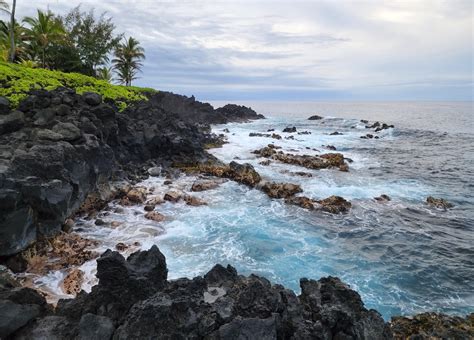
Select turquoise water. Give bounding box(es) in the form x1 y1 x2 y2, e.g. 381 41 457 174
35 102 474 320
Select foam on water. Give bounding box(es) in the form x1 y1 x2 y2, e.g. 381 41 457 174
25 107 474 320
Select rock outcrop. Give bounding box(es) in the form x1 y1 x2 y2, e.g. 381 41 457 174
4 246 393 339
0 89 262 257
253 145 349 172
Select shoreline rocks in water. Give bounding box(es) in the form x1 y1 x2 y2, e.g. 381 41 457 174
308 115 323 120
0 246 393 339
426 196 454 209
0 89 260 258
253 144 349 172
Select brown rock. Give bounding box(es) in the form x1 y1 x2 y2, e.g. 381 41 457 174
115 242 128 251
146 197 165 205
164 191 182 202
259 160 271 166
426 196 453 209
316 195 352 213
191 180 220 192
145 211 166 222
285 196 315 210
62 218 75 233
184 195 207 206
261 182 303 199
126 187 147 204
60 268 84 295
110 221 122 228
374 194 391 202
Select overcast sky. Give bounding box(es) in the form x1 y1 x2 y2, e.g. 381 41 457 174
10 0 474 101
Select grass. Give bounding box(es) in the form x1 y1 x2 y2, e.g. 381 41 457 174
0 62 156 110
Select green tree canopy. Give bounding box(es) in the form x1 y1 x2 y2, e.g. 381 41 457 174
63 6 121 76
113 36 145 86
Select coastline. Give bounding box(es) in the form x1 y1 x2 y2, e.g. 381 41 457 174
0 85 472 339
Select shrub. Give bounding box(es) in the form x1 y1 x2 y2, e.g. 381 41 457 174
0 62 156 109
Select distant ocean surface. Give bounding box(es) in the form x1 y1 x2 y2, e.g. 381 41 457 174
35 101 473 321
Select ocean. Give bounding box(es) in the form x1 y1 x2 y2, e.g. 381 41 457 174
33 101 474 321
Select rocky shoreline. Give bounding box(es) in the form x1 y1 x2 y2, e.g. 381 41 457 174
0 89 472 339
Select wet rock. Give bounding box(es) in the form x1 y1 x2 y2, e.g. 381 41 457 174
228 161 262 187
126 187 147 204
249 132 282 140
308 115 323 120
146 197 165 206
261 182 303 199
285 135 295 140
191 179 221 192
164 190 182 202
144 211 165 222
144 204 155 212
375 194 391 202
0 110 25 135
163 180 173 185
78 313 115 340
95 218 105 226
330 131 343 135
259 160 271 166
325 145 337 150
298 131 311 135
426 196 453 209
0 265 20 289
184 195 207 206
115 242 128 251
390 312 473 339
254 145 348 172
283 126 297 133
60 268 84 295
285 196 315 210
83 92 102 106
147 166 161 176
316 195 352 213
62 218 75 233
375 123 394 132
223 128 230 133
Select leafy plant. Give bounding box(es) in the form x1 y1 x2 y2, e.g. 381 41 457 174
0 61 156 109
113 37 145 86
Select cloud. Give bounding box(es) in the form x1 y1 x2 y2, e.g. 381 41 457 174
12 0 473 100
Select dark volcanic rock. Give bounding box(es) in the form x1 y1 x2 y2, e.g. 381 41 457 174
316 195 352 213
0 88 256 256
0 96 10 114
283 126 297 133
426 196 453 209
6 246 392 339
215 104 265 122
260 181 303 199
308 115 323 120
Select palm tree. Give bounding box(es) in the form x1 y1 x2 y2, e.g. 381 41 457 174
0 1 8 14
112 37 145 86
23 9 65 68
9 0 16 62
96 66 113 83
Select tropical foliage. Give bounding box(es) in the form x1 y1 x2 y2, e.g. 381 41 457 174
113 37 145 86
0 4 145 86
0 61 155 109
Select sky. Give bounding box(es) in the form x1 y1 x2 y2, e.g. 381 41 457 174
9 0 474 101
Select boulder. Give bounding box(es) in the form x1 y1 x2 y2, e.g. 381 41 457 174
33 108 56 126
191 179 221 192
261 182 303 199
52 122 81 141
228 161 261 187
0 300 42 338
283 126 297 133
83 92 102 106
308 115 323 120
164 191 182 202
60 268 84 295
316 195 352 213
78 313 115 340
0 110 25 135
183 195 207 206
374 194 391 202
285 196 315 210
0 96 10 114
126 188 147 204
144 211 165 222
426 196 453 209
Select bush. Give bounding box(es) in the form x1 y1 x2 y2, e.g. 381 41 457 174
0 62 156 109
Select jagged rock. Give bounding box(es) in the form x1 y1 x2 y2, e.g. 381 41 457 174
215 104 265 122
61 268 84 295
0 110 24 135
127 187 147 204
228 161 262 187
391 312 473 339
82 92 102 106
0 96 10 114
52 122 81 141
316 195 352 213
426 196 453 209
253 145 348 172
0 300 42 338
144 211 165 222
261 182 303 199
285 196 316 210
191 179 221 192
308 115 323 120
184 195 207 206
78 313 115 340
375 194 391 202
283 126 297 133
164 191 182 202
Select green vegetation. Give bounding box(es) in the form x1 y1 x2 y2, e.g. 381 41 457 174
0 4 145 85
0 61 155 109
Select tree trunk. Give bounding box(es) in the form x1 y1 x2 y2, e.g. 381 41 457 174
42 49 45 68
9 0 16 62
